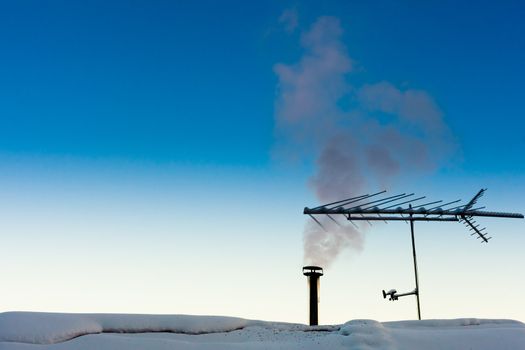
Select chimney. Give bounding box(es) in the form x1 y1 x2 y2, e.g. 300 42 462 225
303 265 323 326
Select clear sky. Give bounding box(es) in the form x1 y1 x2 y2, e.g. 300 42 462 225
0 1 524 324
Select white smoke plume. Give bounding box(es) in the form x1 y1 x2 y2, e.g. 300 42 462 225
274 15 455 268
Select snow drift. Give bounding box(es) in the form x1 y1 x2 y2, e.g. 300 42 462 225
1 312 524 350
0 312 262 344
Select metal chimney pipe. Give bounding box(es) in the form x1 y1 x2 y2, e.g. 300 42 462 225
303 266 323 326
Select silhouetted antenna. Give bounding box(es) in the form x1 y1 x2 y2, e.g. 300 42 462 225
303 188 523 320
463 188 486 211
311 191 386 211
326 214 342 227
307 214 326 231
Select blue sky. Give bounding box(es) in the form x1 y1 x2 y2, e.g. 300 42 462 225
1 1 523 169
0 1 524 323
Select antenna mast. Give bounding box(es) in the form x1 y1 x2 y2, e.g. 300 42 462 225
303 188 523 320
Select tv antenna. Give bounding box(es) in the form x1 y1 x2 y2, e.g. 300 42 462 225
303 188 523 320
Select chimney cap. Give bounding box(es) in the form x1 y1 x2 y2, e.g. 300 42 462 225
303 265 323 276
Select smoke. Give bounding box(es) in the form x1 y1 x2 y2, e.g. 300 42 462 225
279 8 299 33
274 15 456 268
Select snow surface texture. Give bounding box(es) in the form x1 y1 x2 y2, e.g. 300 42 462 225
1 312 524 350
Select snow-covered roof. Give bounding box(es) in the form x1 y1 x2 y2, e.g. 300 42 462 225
1 312 524 349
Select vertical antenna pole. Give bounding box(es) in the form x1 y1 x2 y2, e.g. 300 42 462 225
409 204 422 320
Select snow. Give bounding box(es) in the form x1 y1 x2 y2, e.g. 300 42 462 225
1 312 524 349
0 312 264 344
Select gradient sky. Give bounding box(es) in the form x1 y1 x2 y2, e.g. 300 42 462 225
0 1 524 324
